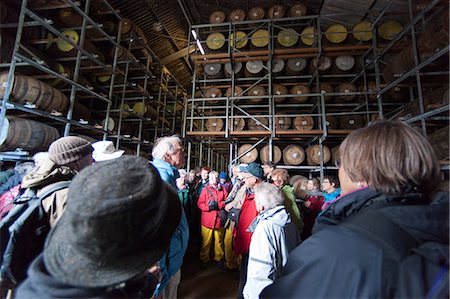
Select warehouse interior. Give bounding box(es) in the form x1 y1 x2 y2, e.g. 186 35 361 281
0 0 449 182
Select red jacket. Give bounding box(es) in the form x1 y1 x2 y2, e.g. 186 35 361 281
197 185 227 229
302 194 325 239
233 191 258 255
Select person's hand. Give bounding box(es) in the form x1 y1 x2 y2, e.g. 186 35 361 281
304 200 311 208
208 200 219 211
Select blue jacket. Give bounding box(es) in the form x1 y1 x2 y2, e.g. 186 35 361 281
151 158 189 295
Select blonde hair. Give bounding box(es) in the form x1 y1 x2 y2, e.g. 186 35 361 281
339 120 440 197
271 168 289 185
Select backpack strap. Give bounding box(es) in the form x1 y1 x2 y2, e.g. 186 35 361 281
342 209 421 258
37 181 71 200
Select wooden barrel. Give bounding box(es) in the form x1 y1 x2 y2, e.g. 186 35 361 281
289 3 308 17
72 102 91 122
338 115 365 130
204 87 222 104
293 116 314 130
385 86 408 102
277 29 298 47
229 9 246 22
335 83 357 101
273 84 288 103
260 145 282 164
44 62 72 88
247 117 269 131
52 30 104 62
335 56 355 72
331 145 340 165
429 126 449 160
58 8 114 38
283 144 305 165
358 81 377 101
268 5 286 19
238 144 258 163
0 30 15 63
290 84 310 103
325 24 347 44
209 10 226 24
353 21 372 41
250 29 269 48
314 83 334 102
306 144 331 165
290 174 306 186
267 59 285 74
204 63 223 79
205 117 224 131
248 7 265 20
378 21 402 41
247 85 266 104
312 56 332 72
229 31 248 50
228 117 245 131
245 60 265 77
121 18 147 44
326 115 339 129
121 103 131 118
0 73 69 113
206 32 225 51
225 86 244 98
0 116 60 154
300 26 316 46
286 58 307 75
132 102 147 117
274 116 292 130
293 176 309 199
145 104 158 120
224 61 243 78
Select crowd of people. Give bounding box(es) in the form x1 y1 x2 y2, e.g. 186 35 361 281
0 120 448 299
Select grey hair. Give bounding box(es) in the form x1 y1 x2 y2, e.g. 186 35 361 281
178 169 188 178
254 182 285 209
151 135 182 159
209 171 219 178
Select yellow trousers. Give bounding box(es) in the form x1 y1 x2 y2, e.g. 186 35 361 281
200 225 224 262
224 226 239 269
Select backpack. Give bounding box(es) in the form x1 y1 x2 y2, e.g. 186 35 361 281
343 208 449 298
0 181 71 287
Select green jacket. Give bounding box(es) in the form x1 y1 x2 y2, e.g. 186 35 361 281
282 184 303 234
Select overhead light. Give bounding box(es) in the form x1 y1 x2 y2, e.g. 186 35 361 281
191 29 197 39
191 29 205 55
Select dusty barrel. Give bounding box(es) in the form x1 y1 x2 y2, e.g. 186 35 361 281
45 63 72 88
0 30 15 63
145 104 158 120
247 117 269 131
224 61 243 78
325 24 348 44
378 20 402 41
385 86 408 102
428 126 449 160
228 117 245 131
120 18 147 44
132 102 147 117
248 7 265 20
268 5 286 19
205 117 224 131
286 58 307 75
260 145 282 164
58 8 117 38
331 145 340 165
120 102 131 118
267 59 285 75
300 26 316 46
306 144 331 166
206 32 226 51
0 73 69 113
245 60 265 77
314 83 334 102
50 30 105 62
283 144 305 166
0 117 60 154
335 56 355 72
209 10 226 24
229 9 246 22
204 63 223 79
311 56 332 72
72 102 91 122
225 86 244 98
293 175 309 199
358 81 377 101
353 21 372 41
293 116 314 130
229 31 248 50
238 144 258 163
290 84 310 103
289 174 306 186
325 115 338 129
289 3 308 17
335 83 357 102
274 116 291 130
273 84 288 103
204 87 222 104
247 85 266 104
338 115 365 130
250 29 269 48
277 29 298 48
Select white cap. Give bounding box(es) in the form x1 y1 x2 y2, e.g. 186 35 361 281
92 141 125 162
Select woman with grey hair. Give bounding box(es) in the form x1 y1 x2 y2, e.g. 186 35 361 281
243 182 300 299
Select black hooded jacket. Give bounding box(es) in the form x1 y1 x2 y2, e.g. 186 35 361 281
261 188 449 298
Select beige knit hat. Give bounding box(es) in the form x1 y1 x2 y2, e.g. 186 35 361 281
48 136 93 166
